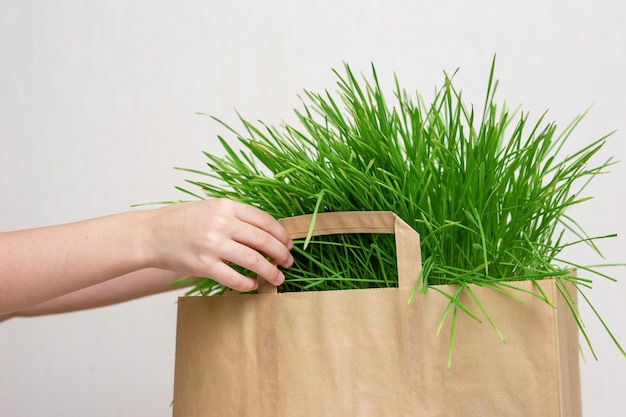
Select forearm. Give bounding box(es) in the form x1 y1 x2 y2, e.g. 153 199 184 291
0 210 152 316
0 199 294 318
3 268 185 319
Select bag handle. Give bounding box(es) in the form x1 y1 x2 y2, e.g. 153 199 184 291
257 211 422 294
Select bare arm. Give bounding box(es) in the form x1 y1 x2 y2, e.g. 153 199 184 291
0 268 184 321
1 210 151 315
0 199 293 317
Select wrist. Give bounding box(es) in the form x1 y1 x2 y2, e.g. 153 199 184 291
125 208 160 271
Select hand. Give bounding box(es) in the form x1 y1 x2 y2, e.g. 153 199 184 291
142 199 294 292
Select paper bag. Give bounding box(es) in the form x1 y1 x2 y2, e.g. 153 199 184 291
172 211 581 417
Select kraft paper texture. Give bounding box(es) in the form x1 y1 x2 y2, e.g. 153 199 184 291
172 211 581 417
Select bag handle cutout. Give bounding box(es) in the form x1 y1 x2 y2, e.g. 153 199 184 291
257 211 421 294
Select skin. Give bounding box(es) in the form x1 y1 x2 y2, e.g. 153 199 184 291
0 199 294 320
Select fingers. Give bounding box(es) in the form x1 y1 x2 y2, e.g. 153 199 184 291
208 261 260 293
230 220 294 269
189 199 294 290
231 202 294 253
218 237 288 287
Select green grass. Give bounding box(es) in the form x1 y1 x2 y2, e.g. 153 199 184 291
172 58 624 363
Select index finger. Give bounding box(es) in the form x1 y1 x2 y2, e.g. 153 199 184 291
233 202 293 250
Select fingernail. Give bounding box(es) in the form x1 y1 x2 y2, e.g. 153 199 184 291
276 271 285 285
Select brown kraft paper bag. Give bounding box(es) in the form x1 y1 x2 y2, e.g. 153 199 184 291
172 211 581 417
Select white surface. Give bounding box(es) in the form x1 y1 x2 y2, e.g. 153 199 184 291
1 1 625 416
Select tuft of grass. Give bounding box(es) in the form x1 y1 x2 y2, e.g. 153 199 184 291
173 58 624 362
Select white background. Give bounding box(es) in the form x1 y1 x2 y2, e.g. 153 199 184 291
1 1 625 416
